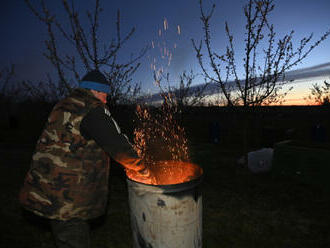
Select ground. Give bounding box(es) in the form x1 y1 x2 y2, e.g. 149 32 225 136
1 140 329 248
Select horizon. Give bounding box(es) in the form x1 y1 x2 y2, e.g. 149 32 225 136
1 61 330 106
1 0 330 106
140 62 330 106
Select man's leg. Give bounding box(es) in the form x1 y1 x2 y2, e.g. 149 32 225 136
50 219 90 248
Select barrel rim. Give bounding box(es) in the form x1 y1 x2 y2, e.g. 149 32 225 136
126 173 204 193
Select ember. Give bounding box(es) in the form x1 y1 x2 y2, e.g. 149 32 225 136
126 18 203 186
148 161 202 185
126 103 203 185
127 161 203 185
150 16 181 75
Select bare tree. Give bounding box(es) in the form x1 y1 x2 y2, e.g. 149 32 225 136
0 65 17 128
175 71 209 109
0 65 15 96
0 65 29 100
193 0 330 160
0 64 64 102
153 70 209 110
104 63 142 108
306 80 330 106
25 0 147 104
21 74 65 102
193 0 330 107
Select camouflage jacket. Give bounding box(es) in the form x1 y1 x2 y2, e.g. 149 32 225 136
19 88 112 220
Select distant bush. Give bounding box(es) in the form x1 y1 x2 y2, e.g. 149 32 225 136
306 80 330 106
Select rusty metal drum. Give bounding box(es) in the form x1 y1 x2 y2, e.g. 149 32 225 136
127 175 203 248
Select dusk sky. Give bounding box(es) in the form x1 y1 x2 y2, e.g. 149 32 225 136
1 0 330 104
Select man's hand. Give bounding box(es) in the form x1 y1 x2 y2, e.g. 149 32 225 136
126 167 156 185
116 154 144 171
115 154 156 184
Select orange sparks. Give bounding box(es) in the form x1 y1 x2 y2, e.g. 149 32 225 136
149 19 183 84
129 103 199 185
163 18 168 30
168 53 172 66
133 103 190 165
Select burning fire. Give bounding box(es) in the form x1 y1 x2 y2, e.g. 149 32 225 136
125 160 203 185
125 104 202 185
126 18 202 185
146 161 202 185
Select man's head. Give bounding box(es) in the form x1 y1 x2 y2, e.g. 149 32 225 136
79 70 109 104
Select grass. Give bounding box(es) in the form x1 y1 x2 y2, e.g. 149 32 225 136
193 143 329 248
1 140 330 248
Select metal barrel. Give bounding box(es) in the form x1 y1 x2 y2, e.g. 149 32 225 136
127 176 203 248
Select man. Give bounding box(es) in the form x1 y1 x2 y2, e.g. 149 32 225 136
19 70 153 248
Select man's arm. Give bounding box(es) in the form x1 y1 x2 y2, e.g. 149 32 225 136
80 106 155 184
80 106 138 162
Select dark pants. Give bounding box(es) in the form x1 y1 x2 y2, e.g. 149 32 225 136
50 219 90 248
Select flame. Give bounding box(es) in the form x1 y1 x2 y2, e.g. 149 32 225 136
127 161 203 185
130 104 198 185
